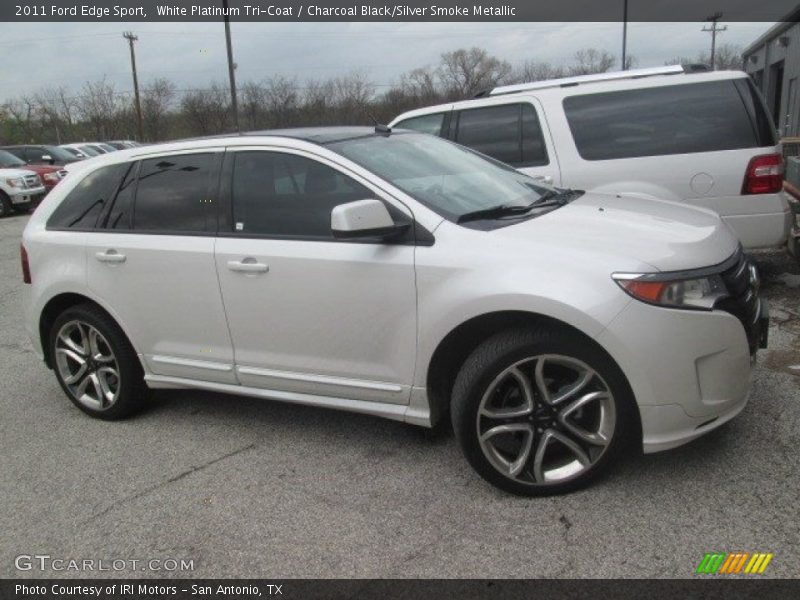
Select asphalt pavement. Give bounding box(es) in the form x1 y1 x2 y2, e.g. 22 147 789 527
1 212 798 579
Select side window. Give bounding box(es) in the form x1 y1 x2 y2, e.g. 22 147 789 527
104 162 137 230
231 151 371 238
563 81 761 160
133 153 214 233
26 147 45 163
395 113 446 136
455 103 548 167
46 163 127 230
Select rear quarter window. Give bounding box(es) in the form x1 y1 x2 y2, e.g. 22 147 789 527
563 80 763 161
46 163 127 230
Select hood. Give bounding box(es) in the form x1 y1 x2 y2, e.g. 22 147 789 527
0 167 39 179
18 164 61 175
495 192 739 272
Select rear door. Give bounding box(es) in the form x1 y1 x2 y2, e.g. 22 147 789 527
85 149 237 384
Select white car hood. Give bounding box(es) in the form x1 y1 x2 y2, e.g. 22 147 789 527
495 192 740 272
0 167 37 178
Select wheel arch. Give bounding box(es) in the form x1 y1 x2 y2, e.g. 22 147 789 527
424 310 641 441
39 292 140 369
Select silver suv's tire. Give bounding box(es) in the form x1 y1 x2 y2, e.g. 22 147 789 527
451 326 637 496
49 303 149 420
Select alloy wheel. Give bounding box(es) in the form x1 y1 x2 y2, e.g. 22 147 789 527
476 354 616 485
54 320 121 411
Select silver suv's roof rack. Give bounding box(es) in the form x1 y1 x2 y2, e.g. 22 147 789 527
482 65 687 98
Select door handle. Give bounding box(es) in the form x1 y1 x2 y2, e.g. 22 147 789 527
95 250 126 264
532 175 553 185
227 259 269 274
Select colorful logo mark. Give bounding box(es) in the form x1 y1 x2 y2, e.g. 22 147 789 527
696 552 774 575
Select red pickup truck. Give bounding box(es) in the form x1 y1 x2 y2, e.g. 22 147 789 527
0 149 66 193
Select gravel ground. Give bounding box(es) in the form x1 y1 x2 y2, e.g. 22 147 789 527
1 212 798 579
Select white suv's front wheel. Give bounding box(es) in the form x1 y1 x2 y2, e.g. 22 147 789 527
451 326 637 495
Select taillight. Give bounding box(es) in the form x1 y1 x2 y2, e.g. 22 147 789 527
742 153 784 195
21 244 31 284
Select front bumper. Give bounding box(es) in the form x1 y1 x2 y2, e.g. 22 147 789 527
597 290 764 453
9 187 46 206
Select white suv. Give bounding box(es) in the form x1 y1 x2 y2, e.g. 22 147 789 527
391 65 794 252
22 128 767 495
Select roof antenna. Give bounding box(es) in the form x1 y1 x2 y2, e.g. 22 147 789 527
366 111 391 136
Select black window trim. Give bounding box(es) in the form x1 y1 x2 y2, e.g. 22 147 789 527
218 146 432 247
452 100 550 169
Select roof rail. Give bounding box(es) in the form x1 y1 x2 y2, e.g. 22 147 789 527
486 65 686 97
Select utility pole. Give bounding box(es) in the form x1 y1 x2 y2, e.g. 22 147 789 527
702 13 727 70
222 0 240 132
621 0 628 70
123 31 144 142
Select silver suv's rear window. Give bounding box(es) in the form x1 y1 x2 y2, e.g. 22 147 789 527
563 79 776 161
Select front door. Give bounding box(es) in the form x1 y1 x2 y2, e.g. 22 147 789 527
214 148 417 404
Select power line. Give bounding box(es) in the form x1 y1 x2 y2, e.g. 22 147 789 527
702 12 727 70
123 31 144 141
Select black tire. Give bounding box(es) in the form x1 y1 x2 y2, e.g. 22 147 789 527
451 325 637 496
49 303 149 420
12 201 32 214
0 192 11 217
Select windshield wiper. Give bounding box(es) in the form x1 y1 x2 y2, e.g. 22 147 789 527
457 189 582 224
457 203 537 224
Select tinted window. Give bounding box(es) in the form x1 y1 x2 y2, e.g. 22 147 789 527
25 147 46 162
231 152 370 238
563 81 761 160
735 78 778 147
0 149 25 168
2 148 25 161
396 113 446 136
47 164 126 230
104 163 137 230
455 103 548 167
133 153 214 232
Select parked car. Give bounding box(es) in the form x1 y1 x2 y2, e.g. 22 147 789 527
60 143 101 159
390 65 793 252
0 149 66 194
60 146 92 159
22 128 767 495
0 166 45 216
2 145 81 167
106 140 139 149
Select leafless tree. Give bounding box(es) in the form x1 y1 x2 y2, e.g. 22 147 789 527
77 78 120 140
180 83 231 135
510 61 566 84
438 47 512 99
569 48 616 75
141 78 176 142
240 81 268 130
263 75 299 128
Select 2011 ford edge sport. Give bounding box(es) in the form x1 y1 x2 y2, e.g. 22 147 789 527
22 128 768 495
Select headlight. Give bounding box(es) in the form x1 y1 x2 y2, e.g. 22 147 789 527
4 177 24 188
43 172 59 183
612 272 728 310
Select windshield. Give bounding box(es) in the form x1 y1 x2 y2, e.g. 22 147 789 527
327 132 551 222
0 149 25 168
44 146 79 162
78 145 100 156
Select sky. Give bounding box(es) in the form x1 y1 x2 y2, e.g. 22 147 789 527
0 21 775 102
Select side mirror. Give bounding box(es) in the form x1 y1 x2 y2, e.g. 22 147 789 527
40 154 54 165
331 199 409 240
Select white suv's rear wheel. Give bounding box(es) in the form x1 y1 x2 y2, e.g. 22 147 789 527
49 303 149 419
451 326 636 495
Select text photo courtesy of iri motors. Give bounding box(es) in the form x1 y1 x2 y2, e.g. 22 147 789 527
1 0 799 598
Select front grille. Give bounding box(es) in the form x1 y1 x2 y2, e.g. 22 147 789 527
23 174 39 189
716 249 761 354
